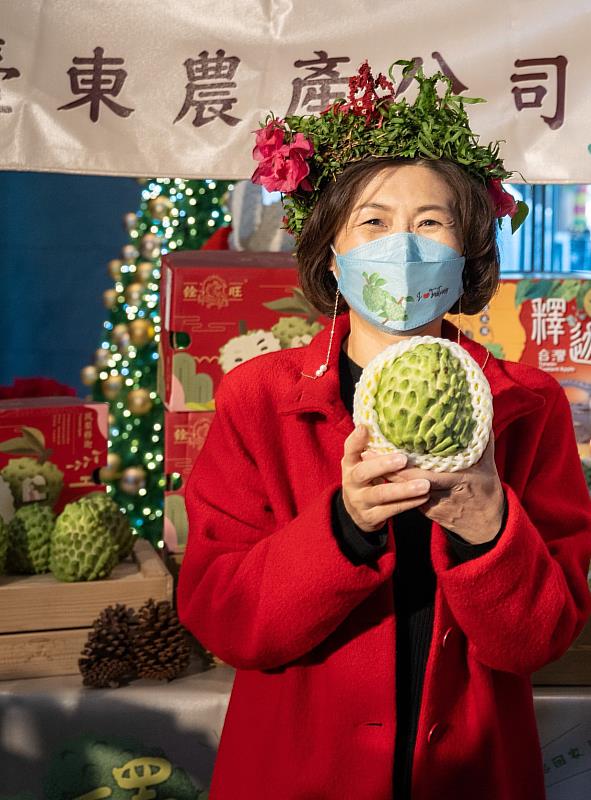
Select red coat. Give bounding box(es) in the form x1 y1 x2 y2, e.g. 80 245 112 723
177 314 591 800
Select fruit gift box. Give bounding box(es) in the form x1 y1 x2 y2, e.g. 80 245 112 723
158 250 327 411
0 397 108 515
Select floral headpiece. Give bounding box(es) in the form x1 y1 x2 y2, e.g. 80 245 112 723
252 60 529 240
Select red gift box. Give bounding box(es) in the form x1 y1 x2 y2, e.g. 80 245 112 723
0 397 108 513
159 250 326 412
163 410 215 553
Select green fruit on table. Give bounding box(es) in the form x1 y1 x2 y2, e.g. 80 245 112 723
0 516 8 574
7 504 55 574
353 336 493 472
50 499 120 582
79 492 135 560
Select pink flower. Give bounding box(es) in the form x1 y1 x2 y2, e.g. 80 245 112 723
252 123 314 193
487 179 518 219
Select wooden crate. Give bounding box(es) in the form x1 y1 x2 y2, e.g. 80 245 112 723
0 539 173 680
532 617 591 686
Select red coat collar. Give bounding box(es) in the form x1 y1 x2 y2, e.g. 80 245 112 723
278 313 545 435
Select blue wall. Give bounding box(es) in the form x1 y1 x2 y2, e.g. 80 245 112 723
0 171 140 395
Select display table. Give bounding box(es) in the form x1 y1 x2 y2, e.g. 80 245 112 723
1 664 590 798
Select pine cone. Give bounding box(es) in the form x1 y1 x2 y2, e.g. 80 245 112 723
79 603 137 688
131 599 192 681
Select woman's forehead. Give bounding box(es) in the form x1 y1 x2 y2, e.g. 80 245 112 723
353 164 454 211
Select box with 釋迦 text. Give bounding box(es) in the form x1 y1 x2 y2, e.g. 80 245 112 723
0 397 108 514
158 250 328 412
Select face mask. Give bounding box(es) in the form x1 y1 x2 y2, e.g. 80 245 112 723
331 232 465 333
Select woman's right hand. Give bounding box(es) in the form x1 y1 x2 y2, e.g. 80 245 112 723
341 425 431 533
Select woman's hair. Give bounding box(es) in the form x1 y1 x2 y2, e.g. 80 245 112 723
296 157 500 316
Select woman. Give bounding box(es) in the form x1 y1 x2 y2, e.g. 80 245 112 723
177 63 591 799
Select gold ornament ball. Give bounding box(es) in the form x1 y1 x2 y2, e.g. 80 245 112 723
123 211 138 232
121 243 139 262
103 289 118 309
125 282 144 305
148 196 172 220
108 413 116 427
112 323 130 349
102 374 124 400
95 347 110 367
108 259 122 280
140 233 161 260
126 388 153 416
119 466 147 495
137 261 154 283
129 318 154 347
99 452 123 482
80 365 98 386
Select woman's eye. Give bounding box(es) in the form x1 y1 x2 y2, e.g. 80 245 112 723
362 218 384 226
419 218 441 227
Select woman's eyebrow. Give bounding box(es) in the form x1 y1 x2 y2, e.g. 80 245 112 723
353 202 452 214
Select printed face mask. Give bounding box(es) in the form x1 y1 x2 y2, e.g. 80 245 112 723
331 232 465 333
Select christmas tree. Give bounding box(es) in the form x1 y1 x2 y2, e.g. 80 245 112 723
81 178 233 546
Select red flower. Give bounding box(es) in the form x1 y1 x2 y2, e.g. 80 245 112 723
252 121 314 193
340 60 395 125
487 179 518 219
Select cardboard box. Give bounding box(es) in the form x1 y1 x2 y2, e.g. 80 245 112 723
0 539 173 679
448 274 591 457
164 410 214 553
532 618 591 686
0 397 108 513
159 250 326 411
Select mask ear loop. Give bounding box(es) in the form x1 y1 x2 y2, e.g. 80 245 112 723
301 289 340 379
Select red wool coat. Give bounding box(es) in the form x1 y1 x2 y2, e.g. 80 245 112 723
177 314 591 800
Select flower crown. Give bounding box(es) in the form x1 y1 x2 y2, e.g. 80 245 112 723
252 60 529 240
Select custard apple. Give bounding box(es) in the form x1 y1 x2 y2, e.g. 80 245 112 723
218 330 281 374
7 504 55 574
0 475 15 524
353 336 493 472
1 457 63 508
0 516 8 573
79 492 135 559
50 499 120 582
271 316 323 348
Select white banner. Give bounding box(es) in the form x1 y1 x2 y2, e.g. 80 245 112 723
2 0 591 181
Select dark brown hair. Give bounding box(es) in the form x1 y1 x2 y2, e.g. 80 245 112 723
296 157 500 316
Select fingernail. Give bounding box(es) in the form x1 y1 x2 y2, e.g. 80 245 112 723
411 479 430 493
389 454 407 467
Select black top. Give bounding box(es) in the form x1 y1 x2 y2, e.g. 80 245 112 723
331 345 505 799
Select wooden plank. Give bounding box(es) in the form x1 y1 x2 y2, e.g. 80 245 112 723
0 539 173 634
0 628 89 680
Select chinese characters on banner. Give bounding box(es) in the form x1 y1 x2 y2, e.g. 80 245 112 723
4 44 568 130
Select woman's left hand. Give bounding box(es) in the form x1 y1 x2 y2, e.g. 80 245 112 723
361 435 505 544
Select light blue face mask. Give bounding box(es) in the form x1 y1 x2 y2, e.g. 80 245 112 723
331 232 465 333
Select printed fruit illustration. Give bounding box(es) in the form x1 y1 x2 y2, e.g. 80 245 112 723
7 504 55 574
362 272 413 323
271 316 323 348
353 336 493 471
0 476 15 525
0 457 64 508
50 498 120 581
218 330 281 374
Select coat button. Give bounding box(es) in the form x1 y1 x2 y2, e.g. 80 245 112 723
427 722 445 744
441 626 454 649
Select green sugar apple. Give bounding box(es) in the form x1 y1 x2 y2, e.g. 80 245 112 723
271 316 324 348
50 499 120 582
0 515 8 574
0 475 15 525
0 457 63 508
6 504 55 574
79 491 135 559
353 336 493 472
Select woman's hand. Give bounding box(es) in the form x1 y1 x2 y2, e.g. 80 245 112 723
362 435 504 544
342 425 431 533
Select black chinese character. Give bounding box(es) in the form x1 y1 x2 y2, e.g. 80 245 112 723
58 47 134 123
510 56 567 130
0 38 21 114
174 49 241 127
286 50 351 115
